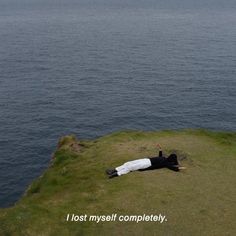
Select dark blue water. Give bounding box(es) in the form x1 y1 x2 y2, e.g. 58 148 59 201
0 0 236 207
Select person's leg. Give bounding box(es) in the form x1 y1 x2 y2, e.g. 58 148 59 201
115 163 130 176
115 158 151 176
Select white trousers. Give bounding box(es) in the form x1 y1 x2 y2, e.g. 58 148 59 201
115 158 152 176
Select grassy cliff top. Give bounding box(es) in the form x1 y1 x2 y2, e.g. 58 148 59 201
1 129 236 236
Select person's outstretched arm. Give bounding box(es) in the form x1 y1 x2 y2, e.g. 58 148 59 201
167 165 186 172
167 165 179 172
157 144 162 157
179 167 186 170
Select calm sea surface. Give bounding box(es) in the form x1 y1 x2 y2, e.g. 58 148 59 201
0 0 236 207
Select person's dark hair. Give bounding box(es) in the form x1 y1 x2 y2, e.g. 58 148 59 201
167 154 178 164
168 154 177 159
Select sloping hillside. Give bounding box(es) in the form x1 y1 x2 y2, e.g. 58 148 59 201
0 129 236 236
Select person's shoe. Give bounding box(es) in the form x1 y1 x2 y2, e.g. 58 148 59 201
106 169 117 175
109 172 118 179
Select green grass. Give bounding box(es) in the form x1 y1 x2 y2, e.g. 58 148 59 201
0 129 236 236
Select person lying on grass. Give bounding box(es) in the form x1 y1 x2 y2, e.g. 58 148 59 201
106 144 186 178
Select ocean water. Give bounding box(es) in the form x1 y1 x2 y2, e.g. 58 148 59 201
0 0 236 207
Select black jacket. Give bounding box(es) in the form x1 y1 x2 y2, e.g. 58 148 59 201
143 151 179 171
